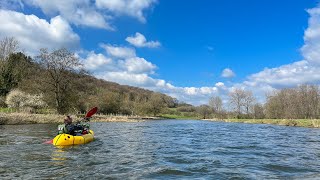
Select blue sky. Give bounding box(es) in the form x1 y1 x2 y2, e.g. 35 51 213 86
0 0 320 105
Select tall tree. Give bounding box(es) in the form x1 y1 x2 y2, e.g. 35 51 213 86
209 96 223 113
98 91 121 114
147 93 166 116
265 91 285 119
243 90 255 115
253 103 265 119
228 88 246 118
0 37 21 97
36 48 82 114
264 85 320 119
197 105 211 119
297 85 319 119
0 52 33 96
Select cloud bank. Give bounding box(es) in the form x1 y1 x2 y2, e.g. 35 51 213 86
0 9 80 55
1 0 157 29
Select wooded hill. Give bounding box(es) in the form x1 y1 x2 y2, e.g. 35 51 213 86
0 38 177 115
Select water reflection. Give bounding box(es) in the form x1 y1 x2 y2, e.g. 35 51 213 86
51 148 67 163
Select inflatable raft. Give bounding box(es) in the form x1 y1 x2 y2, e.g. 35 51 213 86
52 130 94 146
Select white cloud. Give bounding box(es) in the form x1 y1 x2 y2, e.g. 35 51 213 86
301 6 320 65
95 0 157 23
21 0 113 29
126 32 161 48
119 57 156 74
2 0 157 29
0 10 80 55
175 86 219 105
97 72 153 86
83 51 112 71
221 68 236 78
245 60 320 87
215 82 225 88
82 45 158 86
101 44 136 58
82 48 222 105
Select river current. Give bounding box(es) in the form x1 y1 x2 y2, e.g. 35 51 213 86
1 120 320 179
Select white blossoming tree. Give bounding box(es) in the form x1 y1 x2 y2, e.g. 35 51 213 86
26 94 47 110
5 89 47 112
5 89 27 110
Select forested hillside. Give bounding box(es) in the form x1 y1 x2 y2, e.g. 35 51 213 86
0 37 177 115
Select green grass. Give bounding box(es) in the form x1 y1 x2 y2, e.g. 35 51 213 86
212 118 320 128
160 114 198 119
0 108 17 113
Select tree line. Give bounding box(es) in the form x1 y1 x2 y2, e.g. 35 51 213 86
167 85 320 120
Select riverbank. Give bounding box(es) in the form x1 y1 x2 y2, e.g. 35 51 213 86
203 118 320 128
0 112 161 125
2 112 320 128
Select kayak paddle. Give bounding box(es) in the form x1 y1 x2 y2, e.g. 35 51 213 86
85 107 98 118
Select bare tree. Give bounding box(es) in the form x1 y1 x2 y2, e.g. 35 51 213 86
243 90 255 115
209 96 223 113
36 48 82 114
298 85 319 119
264 85 320 119
197 104 211 119
265 91 284 119
229 88 246 118
0 37 19 61
253 103 265 119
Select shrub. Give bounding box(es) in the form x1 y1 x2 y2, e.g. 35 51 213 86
5 89 28 109
5 89 47 112
25 94 47 110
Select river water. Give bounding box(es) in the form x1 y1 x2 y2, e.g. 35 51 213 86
1 120 320 179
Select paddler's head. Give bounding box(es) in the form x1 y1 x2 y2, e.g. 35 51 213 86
64 115 73 125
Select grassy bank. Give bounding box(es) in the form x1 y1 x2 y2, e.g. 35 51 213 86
0 112 153 125
2 112 320 128
203 118 320 128
0 113 63 125
160 114 198 120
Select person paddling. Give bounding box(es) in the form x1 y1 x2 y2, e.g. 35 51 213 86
65 115 75 134
57 115 75 135
56 107 97 136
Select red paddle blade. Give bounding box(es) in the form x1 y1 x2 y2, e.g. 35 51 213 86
85 107 98 118
44 139 53 144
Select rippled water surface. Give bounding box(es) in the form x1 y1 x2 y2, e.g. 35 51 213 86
1 120 320 179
